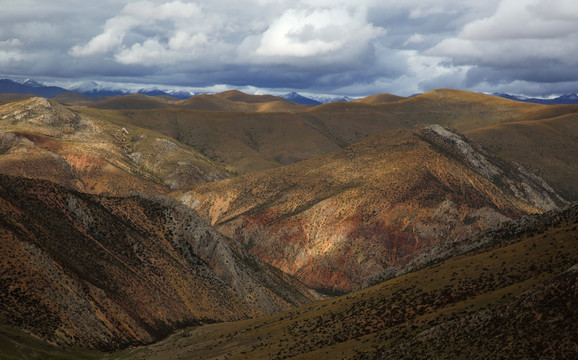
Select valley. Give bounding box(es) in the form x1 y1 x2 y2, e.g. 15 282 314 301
0 88 576 359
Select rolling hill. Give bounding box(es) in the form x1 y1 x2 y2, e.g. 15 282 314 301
0 174 319 351
181 125 567 293
466 112 578 201
88 89 578 202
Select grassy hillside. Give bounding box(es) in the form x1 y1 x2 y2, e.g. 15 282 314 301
467 113 578 201
110 203 578 360
75 90 578 203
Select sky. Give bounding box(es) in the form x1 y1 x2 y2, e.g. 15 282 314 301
1 0 577 97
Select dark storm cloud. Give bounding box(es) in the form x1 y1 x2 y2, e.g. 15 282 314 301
1 0 577 96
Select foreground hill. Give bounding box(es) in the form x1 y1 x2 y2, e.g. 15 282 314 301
1 202 576 360
111 202 578 360
0 97 229 195
0 175 319 350
182 125 567 293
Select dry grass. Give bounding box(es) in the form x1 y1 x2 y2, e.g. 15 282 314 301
111 206 578 359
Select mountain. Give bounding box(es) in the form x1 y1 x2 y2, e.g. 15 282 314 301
18 79 44 88
181 125 567 293
0 79 68 98
494 92 578 105
281 92 322 105
0 174 319 350
354 93 406 104
103 202 578 360
0 97 230 195
0 88 576 358
308 94 356 104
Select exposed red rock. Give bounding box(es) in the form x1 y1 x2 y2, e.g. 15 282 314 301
183 125 567 293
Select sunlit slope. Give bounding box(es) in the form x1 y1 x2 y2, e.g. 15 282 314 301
0 97 229 195
85 90 308 112
104 108 342 174
353 93 406 104
182 125 566 292
0 174 318 351
467 113 578 200
97 89 577 184
115 203 578 360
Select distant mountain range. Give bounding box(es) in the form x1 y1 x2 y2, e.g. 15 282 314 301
0 78 356 104
1 78 578 105
280 91 355 105
493 92 578 105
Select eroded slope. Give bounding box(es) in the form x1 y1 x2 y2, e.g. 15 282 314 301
182 125 567 292
114 203 578 360
0 175 318 350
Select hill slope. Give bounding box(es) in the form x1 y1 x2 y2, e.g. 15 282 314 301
466 113 578 201
101 89 578 202
110 202 578 360
0 97 229 195
182 125 567 292
0 175 319 350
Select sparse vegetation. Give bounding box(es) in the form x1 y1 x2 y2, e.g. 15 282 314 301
0 90 576 359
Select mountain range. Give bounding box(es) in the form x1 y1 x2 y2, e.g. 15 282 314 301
494 92 578 105
0 86 577 358
1 78 578 106
0 78 353 104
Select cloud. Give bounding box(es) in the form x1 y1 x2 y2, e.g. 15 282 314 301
256 7 384 57
426 0 578 88
404 33 425 46
70 1 203 57
0 0 576 97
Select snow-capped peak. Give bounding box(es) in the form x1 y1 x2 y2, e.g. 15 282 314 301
18 79 44 87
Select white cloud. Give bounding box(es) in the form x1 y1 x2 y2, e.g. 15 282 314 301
1 0 576 97
460 0 578 40
425 0 578 88
256 7 384 57
0 39 23 47
404 33 425 46
70 1 203 58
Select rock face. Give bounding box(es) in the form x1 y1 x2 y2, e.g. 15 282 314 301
182 125 567 293
0 174 318 350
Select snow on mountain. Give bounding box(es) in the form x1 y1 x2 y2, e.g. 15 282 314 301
281 92 354 105
18 79 44 88
308 94 356 104
281 92 321 105
493 92 578 105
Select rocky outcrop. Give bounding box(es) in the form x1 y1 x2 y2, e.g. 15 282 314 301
182 126 567 293
0 174 318 350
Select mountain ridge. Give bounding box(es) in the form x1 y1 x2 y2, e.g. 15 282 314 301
181 124 567 292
